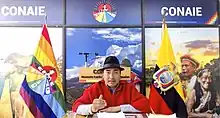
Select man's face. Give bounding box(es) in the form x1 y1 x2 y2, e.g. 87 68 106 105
103 68 121 88
181 60 196 78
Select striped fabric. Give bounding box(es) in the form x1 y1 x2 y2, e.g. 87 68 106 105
149 19 187 118
19 24 66 118
205 11 218 24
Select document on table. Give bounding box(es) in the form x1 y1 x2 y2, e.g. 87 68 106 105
148 113 176 118
97 112 126 118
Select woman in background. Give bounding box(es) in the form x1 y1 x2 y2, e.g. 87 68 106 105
187 68 219 118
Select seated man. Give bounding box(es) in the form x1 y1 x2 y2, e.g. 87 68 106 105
72 56 151 115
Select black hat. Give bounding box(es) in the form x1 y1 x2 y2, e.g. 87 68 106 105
98 56 124 71
121 59 132 67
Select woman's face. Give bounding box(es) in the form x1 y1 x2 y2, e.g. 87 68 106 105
199 71 212 90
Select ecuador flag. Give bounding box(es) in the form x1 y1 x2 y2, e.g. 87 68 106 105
149 20 187 118
19 24 66 118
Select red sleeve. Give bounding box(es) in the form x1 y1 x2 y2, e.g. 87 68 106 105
71 82 102 112
130 84 151 113
72 89 93 112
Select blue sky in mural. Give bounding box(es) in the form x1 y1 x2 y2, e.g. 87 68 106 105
66 28 142 71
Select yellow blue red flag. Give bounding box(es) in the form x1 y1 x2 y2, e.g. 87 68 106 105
149 19 187 118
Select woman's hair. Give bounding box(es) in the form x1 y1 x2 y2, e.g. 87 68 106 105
197 68 212 78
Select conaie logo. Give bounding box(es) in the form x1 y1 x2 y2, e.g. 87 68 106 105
93 69 102 74
161 6 202 17
0 6 46 16
92 0 117 23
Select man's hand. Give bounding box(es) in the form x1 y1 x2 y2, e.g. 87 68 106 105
99 106 121 113
91 95 107 113
205 113 213 118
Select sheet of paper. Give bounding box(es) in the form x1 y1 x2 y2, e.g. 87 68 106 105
97 112 126 118
148 113 176 118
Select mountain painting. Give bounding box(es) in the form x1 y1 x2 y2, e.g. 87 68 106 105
65 28 142 110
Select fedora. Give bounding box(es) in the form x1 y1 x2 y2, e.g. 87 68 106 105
98 56 124 71
121 58 132 67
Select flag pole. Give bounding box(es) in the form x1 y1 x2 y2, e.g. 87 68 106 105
9 77 15 118
161 11 166 44
162 10 167 29
44 13 47 25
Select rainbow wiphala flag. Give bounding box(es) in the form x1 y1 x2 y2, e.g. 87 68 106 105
19 24 66 118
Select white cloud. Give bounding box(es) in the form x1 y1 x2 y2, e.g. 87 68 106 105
102 34 127 40
129 33 141 42
112 28 129 34
95 28 112 34
133 60 142 69
93 28 141 43
66 28 76 36
0 27 62 59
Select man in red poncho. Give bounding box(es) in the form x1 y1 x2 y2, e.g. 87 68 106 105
72 56 151 115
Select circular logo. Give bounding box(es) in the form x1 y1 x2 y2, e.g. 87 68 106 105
28 65 58 95
92 0 117 23
153 66 177 91
41 66 57 82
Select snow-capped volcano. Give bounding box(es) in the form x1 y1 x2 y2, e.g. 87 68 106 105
66 43 142 82
106 45 123 56
66 66 80 80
